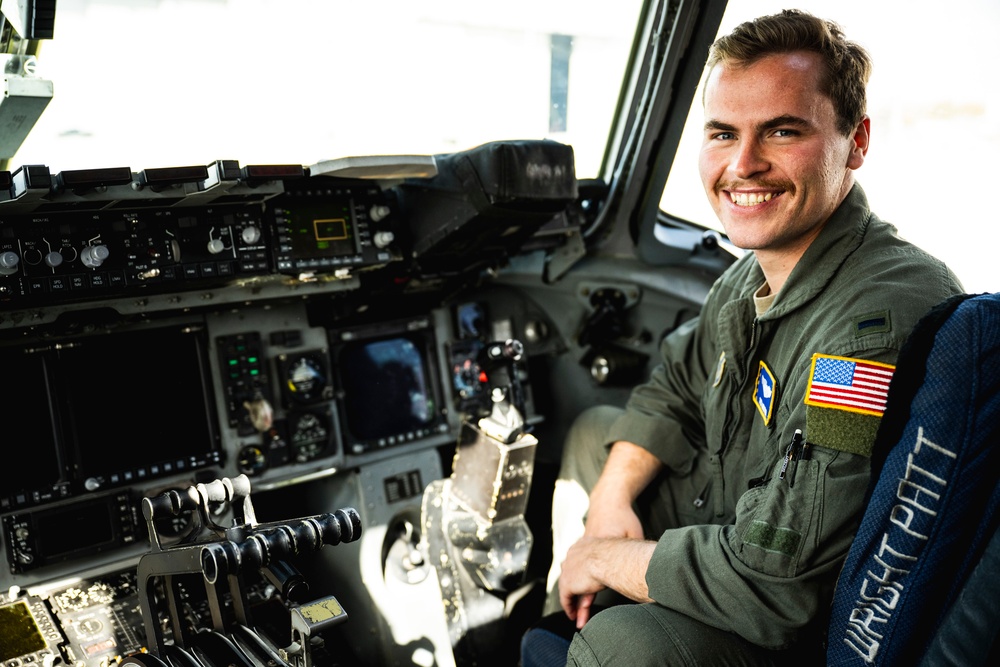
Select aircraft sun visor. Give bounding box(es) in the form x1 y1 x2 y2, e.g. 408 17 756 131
398 139 577 275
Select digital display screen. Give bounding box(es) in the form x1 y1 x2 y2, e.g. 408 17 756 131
275 200 360 259
0 351 62 495
35 499 115 560
57 326 218 478
338 335 437 441
0 601 46 660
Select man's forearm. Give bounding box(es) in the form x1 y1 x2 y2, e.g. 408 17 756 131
591 440 663 505
560 440 663 627
561 536 657 605
595 537 657 602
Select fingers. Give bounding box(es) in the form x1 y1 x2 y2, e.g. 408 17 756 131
575 593 595 629
560 587 577 620
559 590 596 630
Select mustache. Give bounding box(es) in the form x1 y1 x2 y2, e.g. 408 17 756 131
716 181 794 194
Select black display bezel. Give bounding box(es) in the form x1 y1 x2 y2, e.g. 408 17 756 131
329 317 447 457
0 346 69 511
0 322 222 512
3 491 138 574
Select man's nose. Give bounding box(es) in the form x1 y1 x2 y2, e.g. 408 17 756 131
731 138 769 179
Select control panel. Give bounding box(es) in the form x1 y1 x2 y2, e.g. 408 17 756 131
0 162 402 311
269 181 397 276
0 141 564 666
3 492 140 574
0 204 270 308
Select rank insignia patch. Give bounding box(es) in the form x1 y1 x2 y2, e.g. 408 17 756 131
753 361 776 425
805 354 895 417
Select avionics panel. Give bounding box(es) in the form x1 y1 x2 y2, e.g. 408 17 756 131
268 181 398 275
3 491 140 574
0 205 269 309
330 317 449 458
0 597 62 665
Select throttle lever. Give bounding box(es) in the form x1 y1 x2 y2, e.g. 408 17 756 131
201 509 362 584
142 486 201 551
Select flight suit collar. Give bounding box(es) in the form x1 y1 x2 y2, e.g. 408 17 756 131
713 184 872 388
758 184 872 321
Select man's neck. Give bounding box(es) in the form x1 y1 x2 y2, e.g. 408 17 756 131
752 178 855 294
754 247 805 295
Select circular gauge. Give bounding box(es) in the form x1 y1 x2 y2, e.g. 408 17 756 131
288 410 330 461
237 444 268 476
281 353 329 404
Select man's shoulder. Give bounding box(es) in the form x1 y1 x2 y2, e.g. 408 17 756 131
846 213 963 295
855 213 953 271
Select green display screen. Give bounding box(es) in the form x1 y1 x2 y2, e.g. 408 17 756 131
0 601 46 661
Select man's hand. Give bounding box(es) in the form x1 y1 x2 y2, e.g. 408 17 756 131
559 536 656 628
559 441 662 628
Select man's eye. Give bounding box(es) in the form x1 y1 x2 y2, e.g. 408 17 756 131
773 129 799 138
711 132 734 141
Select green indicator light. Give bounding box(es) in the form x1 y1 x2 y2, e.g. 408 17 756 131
250 369 259 376
229 359 238 365
248 357 258 363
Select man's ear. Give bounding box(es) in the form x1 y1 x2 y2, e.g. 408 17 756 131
847 115 871 170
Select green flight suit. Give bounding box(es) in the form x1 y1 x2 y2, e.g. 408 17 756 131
567 185 964 663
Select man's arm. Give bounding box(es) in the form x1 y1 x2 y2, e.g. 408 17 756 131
584 440 663 539
559 536 656 628
559 441 662 627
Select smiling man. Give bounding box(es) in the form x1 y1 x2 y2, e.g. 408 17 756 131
701 48 869 294
525 9 964 667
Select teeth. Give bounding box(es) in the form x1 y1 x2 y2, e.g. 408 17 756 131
730 192 775 206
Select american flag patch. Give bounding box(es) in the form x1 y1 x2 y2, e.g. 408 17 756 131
804 354 895 417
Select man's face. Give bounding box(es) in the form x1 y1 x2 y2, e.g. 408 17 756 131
699 51 867 260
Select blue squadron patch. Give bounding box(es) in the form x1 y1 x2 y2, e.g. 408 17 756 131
753 361 776 425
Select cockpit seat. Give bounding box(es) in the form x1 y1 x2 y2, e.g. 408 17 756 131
826 292 1000 665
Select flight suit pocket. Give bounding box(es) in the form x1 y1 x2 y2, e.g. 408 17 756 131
730 452 825 578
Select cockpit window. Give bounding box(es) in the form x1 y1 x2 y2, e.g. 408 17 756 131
659 0 999 293
12 0 643 180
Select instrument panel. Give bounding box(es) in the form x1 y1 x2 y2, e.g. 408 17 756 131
0 141 572 665
0 163 401 313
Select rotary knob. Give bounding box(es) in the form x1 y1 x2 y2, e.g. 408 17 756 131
373 231 395 248
207 238 226 254
80 244 110 269
0 251 20 275
45 251 64 268
369 204 391 222
241 225 261 245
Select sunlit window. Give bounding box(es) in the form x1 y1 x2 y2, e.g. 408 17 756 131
13 0 642 179
661 0 1000 294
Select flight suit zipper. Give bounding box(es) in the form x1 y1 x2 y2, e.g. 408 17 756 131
713 316 759 517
